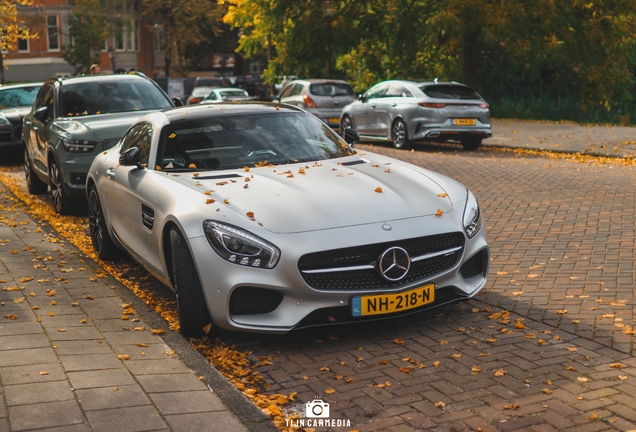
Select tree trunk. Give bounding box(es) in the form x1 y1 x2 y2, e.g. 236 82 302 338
462 28 481 90
0 36 5 84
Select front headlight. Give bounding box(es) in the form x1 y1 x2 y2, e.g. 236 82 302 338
62 139 98 153
203 221 280 269
0 113 11 127
463 189 481 239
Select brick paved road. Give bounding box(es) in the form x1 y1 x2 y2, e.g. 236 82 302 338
225 144 636 431
4 141 636 431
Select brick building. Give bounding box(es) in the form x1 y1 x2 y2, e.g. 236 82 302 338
2 0 162 82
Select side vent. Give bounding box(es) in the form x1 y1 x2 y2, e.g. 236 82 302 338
141 204 154 230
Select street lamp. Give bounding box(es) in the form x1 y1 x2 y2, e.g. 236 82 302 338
321 0 335 79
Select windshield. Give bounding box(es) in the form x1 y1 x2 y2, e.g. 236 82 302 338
309 83 354 97
419 84 482 100
219 90 249 99
157 112 355 171
0 85 41 108
60 79 172 117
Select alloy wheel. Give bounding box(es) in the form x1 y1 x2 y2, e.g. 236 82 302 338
392 120 406 149
88 189 104 254
49 162 63 213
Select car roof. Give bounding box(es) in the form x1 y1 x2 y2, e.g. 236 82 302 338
45 73 149 86
291 79 352 85
162 102 303 123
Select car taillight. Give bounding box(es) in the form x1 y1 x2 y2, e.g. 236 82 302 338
303 94 317 108
479 103 489 109
418 102 447 108
189 97 202 104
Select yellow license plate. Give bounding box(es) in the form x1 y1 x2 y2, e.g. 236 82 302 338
453 118 476 126
352 284 435 316
329 117 340 123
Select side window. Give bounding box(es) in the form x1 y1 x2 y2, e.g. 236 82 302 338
385 84 405 98
365 84 388 100
290 84 303 96
402 87 414 98
279 84 294 98
120 123 152 167
208 92 217 101
33 86 55 120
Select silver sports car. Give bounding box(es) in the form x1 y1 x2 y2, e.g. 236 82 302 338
87 103 489 335
341 80 492 150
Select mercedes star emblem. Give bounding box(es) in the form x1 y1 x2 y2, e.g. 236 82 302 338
378 247 411 281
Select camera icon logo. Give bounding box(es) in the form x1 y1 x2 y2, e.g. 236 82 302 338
306 399 330 418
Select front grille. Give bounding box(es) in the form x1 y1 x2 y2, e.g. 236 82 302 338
299 232 464 291
0 131 12 143
229 286 284 315
460 249 488 279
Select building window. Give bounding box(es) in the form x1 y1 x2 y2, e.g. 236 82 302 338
250 61 262 74
47 15 60 51
213 54 223 68
17 38 29 52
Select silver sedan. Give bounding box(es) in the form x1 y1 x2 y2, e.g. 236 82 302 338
86 103 489 335
341 80 492 150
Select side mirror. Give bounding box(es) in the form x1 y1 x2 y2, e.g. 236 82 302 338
172 97 184 107
119 146 143 169
358 94 367 102
343 128 360 146
34 106 49 122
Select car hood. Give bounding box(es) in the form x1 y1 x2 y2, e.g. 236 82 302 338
0 106 30 122
53 111 151 142
169 154 457 234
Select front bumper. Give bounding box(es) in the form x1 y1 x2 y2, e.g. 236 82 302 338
190 212 489 333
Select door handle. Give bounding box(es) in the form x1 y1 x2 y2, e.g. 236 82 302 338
106 168 115 179
25 121 31 125
32 126 38 131
371 104 376 108
391 103 397 107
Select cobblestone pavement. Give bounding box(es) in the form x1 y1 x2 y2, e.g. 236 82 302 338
224 144 636 431
0 180 271 431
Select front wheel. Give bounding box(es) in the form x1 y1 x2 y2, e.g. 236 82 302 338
88 186 120 260
25 148 47 194
461 138 482 150
49 159 81 215
391 119 411 149
169 228 213 338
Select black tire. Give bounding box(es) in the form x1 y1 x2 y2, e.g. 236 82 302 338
340 115 353 137
169 227 213 338
391 118 410 149
49 158 80 215
461 138 482 150
88 186 120 260
24 148 47 194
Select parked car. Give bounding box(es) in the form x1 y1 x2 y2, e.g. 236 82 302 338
86 102 489 336
199 88 252 104
193 76 232 88
277 79 356 128
186 86 216 105
23 73 175 214
0 82 42 152
341 80 492 150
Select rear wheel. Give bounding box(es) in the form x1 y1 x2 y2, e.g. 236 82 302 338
49 159 81 215
391 119 410 149
24 148 47 194
340 115 353 137
169 227 213 338
88 185 120 260
461 138 482 150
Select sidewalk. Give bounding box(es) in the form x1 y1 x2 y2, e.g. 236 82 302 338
484 118 636 158
0 181 275 432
